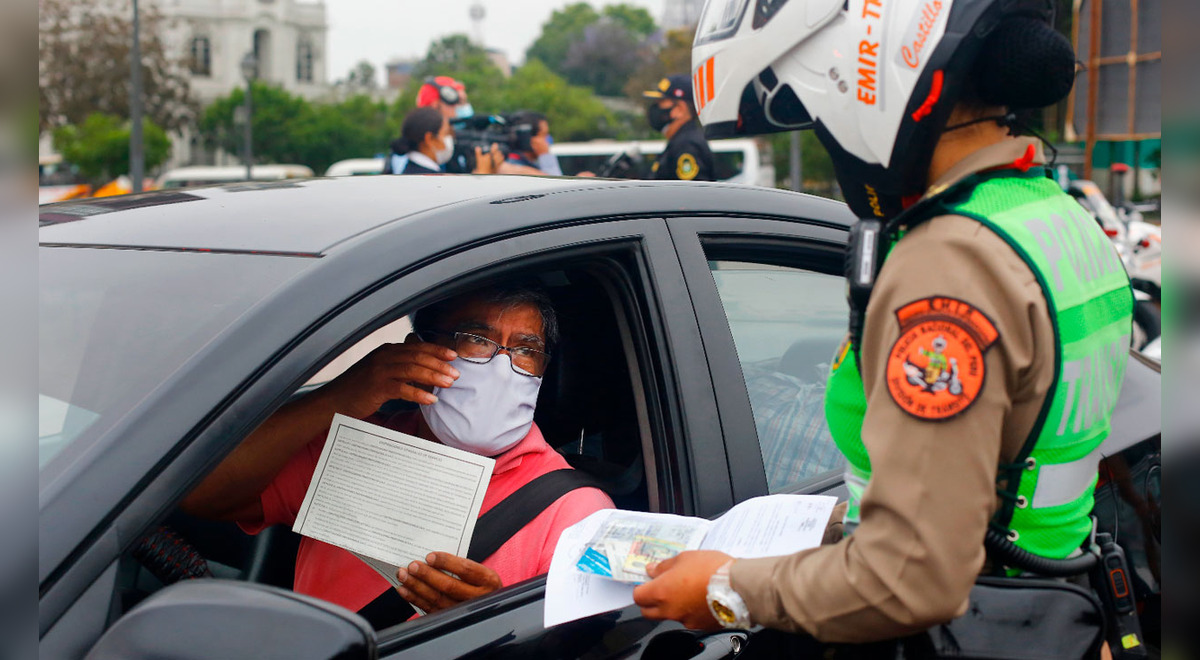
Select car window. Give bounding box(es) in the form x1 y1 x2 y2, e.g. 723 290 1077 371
707 260 848 491
304 317 413 387
39 248 312 470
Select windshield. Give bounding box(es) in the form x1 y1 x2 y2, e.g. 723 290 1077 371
695 0 750 45
39 247 311 470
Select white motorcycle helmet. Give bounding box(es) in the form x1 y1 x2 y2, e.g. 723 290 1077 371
691 0 1075 220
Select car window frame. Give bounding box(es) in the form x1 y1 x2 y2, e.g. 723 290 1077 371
666 216 848 504
45 217 734 653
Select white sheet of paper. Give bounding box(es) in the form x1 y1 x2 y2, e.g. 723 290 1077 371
699 494 837 557
544 509 636 628
293 413 494 571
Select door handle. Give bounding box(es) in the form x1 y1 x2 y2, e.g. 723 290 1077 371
690 632 747 659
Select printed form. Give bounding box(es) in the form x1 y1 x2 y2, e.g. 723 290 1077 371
544 493 837 627
293 413 494 589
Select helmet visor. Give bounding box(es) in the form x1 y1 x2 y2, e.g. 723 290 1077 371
694 0 750 46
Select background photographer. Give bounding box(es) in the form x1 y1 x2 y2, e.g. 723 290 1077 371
417 76 473 120
390 107 500 176
384 76 475 174
497 111 552 175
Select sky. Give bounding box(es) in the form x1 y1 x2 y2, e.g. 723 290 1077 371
326 0 669 84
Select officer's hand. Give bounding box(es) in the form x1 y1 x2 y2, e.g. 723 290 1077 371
632 550 732 630
315 334 458 419
395 552 503 614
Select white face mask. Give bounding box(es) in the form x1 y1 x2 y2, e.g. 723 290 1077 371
434 135 455 165
419 355 542 457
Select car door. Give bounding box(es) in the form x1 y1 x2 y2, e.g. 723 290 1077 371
373 214 854 660
667 215 852 503
43 215 739 659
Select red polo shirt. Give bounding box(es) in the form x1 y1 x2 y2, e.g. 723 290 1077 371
238 412 613 613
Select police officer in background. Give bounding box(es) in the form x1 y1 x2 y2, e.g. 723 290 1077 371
634 0 1136 652
642 75 715 182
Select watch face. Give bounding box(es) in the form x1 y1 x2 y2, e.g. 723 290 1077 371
711 599 738 624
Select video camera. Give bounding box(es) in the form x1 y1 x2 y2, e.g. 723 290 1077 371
445 114 537 173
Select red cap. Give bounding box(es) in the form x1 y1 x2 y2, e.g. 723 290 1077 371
416 76 466 108
1110 162 1131 174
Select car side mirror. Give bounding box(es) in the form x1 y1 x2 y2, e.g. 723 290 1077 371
85 579 377 660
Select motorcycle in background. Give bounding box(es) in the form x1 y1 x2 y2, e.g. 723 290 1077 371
1056 164 1162 354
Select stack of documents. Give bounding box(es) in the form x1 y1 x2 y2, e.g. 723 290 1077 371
544 493 837 627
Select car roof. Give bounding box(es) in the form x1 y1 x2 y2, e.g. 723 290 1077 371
39 175 852 255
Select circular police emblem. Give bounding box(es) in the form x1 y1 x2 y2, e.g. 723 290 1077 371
886 296 999 421
676 153 699 180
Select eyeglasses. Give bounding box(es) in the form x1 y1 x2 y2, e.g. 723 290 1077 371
421 330 550 377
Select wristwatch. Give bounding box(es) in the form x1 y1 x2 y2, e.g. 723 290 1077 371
706 560 752 629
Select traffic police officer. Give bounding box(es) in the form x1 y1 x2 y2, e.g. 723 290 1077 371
633 0 1135 647
642 74 715 182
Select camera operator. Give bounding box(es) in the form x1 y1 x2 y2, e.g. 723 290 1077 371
391 107 501 175
384 76 474 174
497 112 551 175
418 76 473 120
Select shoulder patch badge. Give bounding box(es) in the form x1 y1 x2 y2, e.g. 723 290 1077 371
676 152 699 180
885 296 999 421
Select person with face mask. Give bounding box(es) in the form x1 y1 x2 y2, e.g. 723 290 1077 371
642 74 715 182
496 111 558 175
416 75 473 121
383 76 478 174
632 0 1135 653
386 107 501 176
181 283 614 628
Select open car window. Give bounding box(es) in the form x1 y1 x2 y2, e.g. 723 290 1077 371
110 235 684 641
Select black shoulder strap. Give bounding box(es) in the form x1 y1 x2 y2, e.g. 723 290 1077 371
466 468 605 564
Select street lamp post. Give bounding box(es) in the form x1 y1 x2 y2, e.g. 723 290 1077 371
130 0 144 193
240 52 258 181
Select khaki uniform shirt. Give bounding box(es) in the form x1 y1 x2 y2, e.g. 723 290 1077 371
730 137 1056 642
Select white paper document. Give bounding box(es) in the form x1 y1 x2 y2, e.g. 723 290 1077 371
293 413 495 587
544 493 837 628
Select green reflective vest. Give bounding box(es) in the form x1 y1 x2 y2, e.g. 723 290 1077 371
825 168 1134 560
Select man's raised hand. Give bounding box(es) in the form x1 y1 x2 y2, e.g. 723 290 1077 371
316 335 458 418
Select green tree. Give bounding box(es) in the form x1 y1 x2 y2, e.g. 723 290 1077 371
294 95 393 171
200 82 312 166
600 4 657 39
39 0 195 133
768 131 837 194
52 113 171 183
200 83 393 173
526 3 658 96
497 60 616 141
625 28 693 100
405 34 506 115
561 18 655 96
526 3 600 71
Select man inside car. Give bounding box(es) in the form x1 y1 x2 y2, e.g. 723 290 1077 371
182 282 613 625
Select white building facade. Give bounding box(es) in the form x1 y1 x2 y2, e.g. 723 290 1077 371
162 0 329 105
159 0 329 167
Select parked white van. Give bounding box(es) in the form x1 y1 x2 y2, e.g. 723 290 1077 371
324 158 385 177
318 139 776 186
157 164 314 189
551 138 775 187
